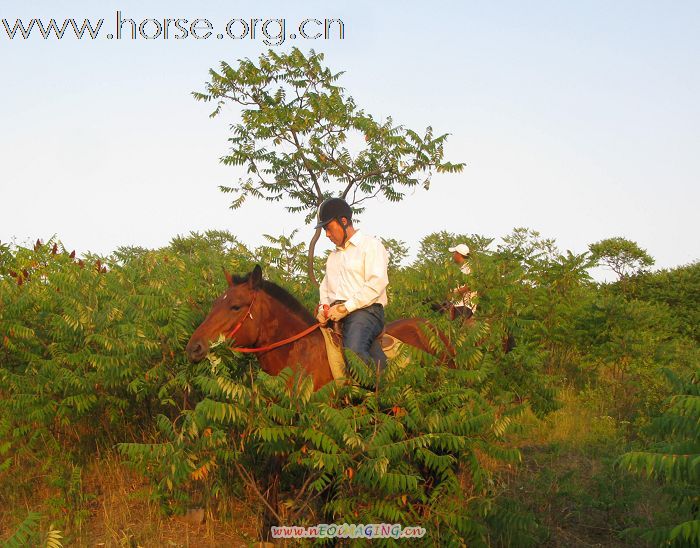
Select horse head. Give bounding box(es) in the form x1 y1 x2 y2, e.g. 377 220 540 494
186 265 263 363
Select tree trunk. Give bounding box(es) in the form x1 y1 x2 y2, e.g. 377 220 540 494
307 227 322 287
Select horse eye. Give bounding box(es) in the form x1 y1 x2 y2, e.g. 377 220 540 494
230 304 241 311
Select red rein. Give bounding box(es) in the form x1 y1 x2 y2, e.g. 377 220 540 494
226 291 322 353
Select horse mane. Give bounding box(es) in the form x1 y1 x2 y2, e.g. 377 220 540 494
232 275 315 324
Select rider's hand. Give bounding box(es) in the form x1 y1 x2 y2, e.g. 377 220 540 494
328 303 349 321
316 306 329 325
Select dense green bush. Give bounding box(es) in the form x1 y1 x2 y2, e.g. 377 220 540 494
620 368 700 546
119 345 531 545
1 228 696 544
625 262 700 343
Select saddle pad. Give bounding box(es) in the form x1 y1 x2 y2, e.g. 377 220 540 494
320 329 410 381
380 333 402 359
381 333 410 369
320 327 347 380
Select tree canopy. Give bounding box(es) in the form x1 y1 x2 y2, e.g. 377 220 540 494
588 237 654 280
193 48 464 282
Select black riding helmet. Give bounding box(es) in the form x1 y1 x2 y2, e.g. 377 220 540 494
314 198 353 246
314 198 352 229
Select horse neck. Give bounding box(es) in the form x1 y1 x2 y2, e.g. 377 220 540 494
254 292 332 388
255 292 313 343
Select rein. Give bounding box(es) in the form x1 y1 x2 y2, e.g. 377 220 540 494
225 290 322 353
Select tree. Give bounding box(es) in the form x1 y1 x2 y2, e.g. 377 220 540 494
0 240 12 271
588 237 654 281
193 48 464 284
254 229 308 283
414 231 493 265
380 237 409 272
626 262 700 343
497 227 560 276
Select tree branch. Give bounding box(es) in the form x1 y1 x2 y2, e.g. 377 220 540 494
233 462 283 523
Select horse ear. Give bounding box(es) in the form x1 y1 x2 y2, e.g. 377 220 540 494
249 264 263 290
223 267 233 286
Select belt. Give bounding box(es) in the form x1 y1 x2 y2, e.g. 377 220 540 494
327 301 383 338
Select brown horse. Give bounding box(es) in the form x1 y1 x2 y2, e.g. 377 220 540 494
186 265 453 389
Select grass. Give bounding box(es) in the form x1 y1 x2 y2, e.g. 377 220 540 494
1 451 258 547
493 388 679 547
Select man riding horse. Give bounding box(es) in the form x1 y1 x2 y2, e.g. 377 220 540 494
313 198 390 372
186 200 458 389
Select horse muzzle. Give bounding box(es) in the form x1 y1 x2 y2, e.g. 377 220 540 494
186 338 209 363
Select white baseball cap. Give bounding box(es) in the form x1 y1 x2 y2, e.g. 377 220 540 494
448 243 470 256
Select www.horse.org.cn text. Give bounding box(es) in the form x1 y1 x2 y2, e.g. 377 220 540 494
1 12 345 45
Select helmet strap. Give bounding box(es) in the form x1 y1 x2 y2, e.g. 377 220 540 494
339 217 349 247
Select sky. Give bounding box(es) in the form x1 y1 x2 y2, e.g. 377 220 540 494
1 0 698 280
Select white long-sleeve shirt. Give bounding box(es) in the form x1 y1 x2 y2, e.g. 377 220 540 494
452 261 478 309
319 230 389 313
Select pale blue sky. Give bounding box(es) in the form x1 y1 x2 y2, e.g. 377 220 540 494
1 1 698 278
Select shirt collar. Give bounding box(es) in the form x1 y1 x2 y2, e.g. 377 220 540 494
336 229 364 250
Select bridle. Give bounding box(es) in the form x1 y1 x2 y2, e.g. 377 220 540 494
225 290 322 354
225 290 259 341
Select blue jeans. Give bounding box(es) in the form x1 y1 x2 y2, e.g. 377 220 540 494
342 304 387 371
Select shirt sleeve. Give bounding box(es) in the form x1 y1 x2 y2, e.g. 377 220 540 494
344 239 389 313
319 273 330 306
